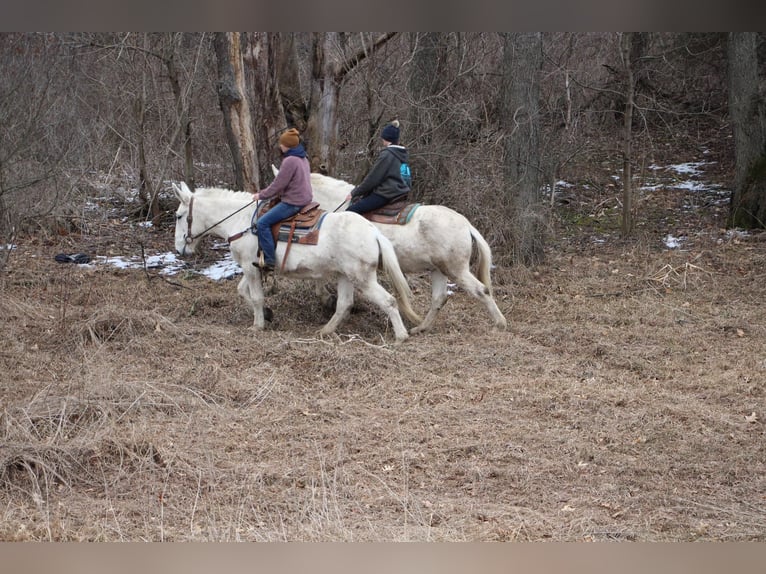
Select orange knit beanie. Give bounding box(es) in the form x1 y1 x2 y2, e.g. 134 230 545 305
279 128 300 149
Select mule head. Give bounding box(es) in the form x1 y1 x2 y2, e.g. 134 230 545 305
172 182 196 256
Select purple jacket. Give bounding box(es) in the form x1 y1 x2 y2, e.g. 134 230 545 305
259 155 313 206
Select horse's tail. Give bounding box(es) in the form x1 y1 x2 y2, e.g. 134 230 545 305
469 223 494 296
375 230 423 325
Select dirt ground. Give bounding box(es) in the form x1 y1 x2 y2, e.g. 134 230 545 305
1 173 765 541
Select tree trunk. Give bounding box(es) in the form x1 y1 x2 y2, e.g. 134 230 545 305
276 33 309 134
136 34 160 224
406 33 450 200
245 32 288 185
214 32 258 192
135 92 154 221
500 32 544 265
728 32 766 229
408 33 449 147
165 33 195 192
620 32 636 237
306 32 396 175
306 33 342 174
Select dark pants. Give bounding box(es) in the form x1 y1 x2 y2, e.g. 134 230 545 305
256 201 302 265
347 192 390 215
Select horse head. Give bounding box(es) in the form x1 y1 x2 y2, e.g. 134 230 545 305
172 182 196 256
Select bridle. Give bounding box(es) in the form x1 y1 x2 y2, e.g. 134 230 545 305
184 195 196 244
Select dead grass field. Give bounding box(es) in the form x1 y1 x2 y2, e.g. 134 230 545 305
1 181 765 541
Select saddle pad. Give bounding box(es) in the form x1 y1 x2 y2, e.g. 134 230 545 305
252 199 326 245
276 213 327 245
365 202 421 225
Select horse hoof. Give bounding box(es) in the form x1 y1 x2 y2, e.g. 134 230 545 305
264 307 274 322
409 325 428 335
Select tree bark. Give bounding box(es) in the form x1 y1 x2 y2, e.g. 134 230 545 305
500 32 544 265
165 33 195 192
245 32 287 185
306 33 342 174
728 32 766 229
136 33 160 224
306 32 396 174
405 33 451 199
276 33 309 134
620 32 636 237
214 32 258 192
408 33 449 147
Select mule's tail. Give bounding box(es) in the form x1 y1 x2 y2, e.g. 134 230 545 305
469 224 494 296
375 230 423 325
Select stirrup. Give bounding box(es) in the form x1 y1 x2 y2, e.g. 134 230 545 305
252 252 274 274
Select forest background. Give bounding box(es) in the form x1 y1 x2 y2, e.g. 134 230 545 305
3 32 766 269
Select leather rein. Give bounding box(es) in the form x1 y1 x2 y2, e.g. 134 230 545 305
185 194 256 245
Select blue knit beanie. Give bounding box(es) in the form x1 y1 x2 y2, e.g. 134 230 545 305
381 120 400 144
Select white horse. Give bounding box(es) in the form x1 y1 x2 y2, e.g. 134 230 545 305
172 182 421 344
277 168 508 333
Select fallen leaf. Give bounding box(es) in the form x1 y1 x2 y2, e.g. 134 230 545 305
745 412 758 423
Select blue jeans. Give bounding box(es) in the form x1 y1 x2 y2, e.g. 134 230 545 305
256 201 302 265
347 192 390 214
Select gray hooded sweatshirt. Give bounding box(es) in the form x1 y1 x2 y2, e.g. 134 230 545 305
350 145 410 201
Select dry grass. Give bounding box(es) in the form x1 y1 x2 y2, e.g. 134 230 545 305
1 188 765 541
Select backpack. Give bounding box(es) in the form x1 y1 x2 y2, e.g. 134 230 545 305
400 161 412 187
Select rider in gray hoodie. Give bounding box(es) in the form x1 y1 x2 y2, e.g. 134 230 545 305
347 120 410 214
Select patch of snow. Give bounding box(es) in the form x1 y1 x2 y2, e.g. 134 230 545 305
91 250 241 281
664 234 684 249
198 253 241 281
672 180 710 192
668 161 712 175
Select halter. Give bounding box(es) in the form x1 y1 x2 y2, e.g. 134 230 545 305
184 194 256 245
184 195 195 244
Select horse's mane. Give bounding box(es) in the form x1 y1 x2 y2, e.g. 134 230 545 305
310 172 353 190
194 186 254 202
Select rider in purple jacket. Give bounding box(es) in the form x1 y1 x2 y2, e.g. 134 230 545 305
252 128 313 272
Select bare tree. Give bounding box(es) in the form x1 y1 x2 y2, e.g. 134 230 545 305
539 33 591 211
405 33 451 201
0 33 77 270
306 32 396 174
164 32 201 193
243 33 290 186
728 32 766 229
619 32 639 237
214 32 259 192
76 33 209 223
408 33 450 146
275 32 309 134
500 32 545 265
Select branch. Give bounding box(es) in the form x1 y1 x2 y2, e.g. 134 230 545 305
337 32 397 82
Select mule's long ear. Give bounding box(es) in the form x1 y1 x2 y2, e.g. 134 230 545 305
171 183 182 201
173 181 193 204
